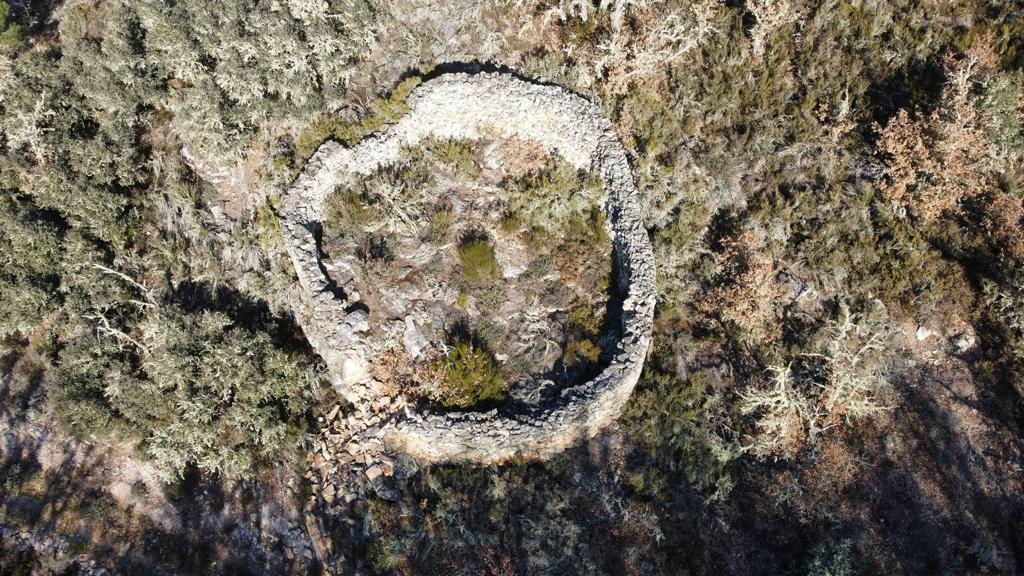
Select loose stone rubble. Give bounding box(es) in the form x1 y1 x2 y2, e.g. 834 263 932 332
281 72 656 467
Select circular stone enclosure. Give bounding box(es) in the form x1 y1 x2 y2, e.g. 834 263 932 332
281 72 656 463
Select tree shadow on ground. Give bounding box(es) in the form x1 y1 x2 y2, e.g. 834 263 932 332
847 364 1023 574
692 359 1024 576
317 426 700 576
0 347 295 575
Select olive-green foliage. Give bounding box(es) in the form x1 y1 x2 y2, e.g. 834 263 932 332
426 137 480 177
1 53 320 480
437 340 505 408
562 302 604 367
968 18 1024 70
563 338 601 367
508 158 604 236
466 281 506 313
424 205 455 243
52 309 321 479
321 188 371 236
362 454 682 575
0 191 62 338
137 311 319 478
982 69 1024 166
0 0 1021 570
47 334 138 439
79 494 118 522
0 2 22 54
321 149 435 246
457 237 501 283
0 0 331 477
0 35 146 246
565 207 609 245
624 366 740 501
806 539 855 576
294 75 424 162
619 87 686 163
756 179 961 318
124 0 377 162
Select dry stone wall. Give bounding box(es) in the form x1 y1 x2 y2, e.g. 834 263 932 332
281 72 656 463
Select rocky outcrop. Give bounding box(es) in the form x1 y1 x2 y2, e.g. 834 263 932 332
281 72 656 463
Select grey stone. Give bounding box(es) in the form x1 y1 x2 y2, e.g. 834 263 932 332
402 316 430 359
365 464 383 481
345 309 370 333
952 332 976 353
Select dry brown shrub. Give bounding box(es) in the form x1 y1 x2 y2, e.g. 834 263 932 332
816 91 856 145
966 31 1001 74
782 435 863 519
877 39 999 221
372 346 417 396
982 191 1024 258
490 0 718 95
494 136 549 178
373 346 457 402
407 350 450 402
479 1 562 68
700 230 786 343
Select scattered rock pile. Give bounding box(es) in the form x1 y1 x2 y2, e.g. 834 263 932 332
303 398 406 510
297 399 414 573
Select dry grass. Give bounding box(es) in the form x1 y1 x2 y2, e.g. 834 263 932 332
700 230 785 343
595 1 719 95
494 136 549 178
748 0 802 61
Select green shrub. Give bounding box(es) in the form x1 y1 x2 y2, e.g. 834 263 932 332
424 205 455 242
322 188 371 235
566 207 609 244
458 237 501 283
0 2 23 54
294 75 426 161
499 212 523 234
437 340 506 408
79 494 118 522
49 308 322 480
563 337 600 366
807 539 855 576
567 302 604 337
561 302 605 368
467 282 506 313
508 158 604 235
624 366 741 501
426 137 480 177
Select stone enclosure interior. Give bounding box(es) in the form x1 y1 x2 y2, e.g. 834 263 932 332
280 72 656 463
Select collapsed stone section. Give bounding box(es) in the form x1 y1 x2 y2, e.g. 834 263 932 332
281 72 656 463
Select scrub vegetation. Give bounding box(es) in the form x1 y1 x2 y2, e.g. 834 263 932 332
1 0 1023 574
